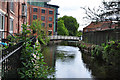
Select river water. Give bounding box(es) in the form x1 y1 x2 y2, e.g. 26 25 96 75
43 45 93 78
42 43 120 79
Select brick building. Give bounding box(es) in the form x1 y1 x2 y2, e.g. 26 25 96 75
27 1 59 35
83 21 117 33
0 0 59 42
0 1 27 39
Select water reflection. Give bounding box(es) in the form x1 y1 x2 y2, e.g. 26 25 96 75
82 53 120 79
43 45 92 78
43 44 120 79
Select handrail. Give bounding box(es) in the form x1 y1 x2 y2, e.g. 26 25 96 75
0 45 23 63
0 31 16 40
48 35 80 40
0 31 17 44
0 36 36 63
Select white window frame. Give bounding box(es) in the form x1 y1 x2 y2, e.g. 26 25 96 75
10 2 14 12
10 18 14 33
0 12 5 38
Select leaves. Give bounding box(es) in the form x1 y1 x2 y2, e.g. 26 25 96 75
18 23 54 79
59 16 79 36
57 20 69 36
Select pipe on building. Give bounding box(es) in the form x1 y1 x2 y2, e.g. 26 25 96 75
18 2 20 33
7 2 10 37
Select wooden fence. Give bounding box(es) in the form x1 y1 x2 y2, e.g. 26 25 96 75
83 28 120 45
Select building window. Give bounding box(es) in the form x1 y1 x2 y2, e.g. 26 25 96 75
41 16 45 21
41 9 45 13
33 15 37 20
33 8 38 12
49 10 53 14
49 23 52 28
0 13 5 38
49 17 52 21
48 31 52 35
10 18 13 33
10 2 14 12
22 4 27 17
41 23 45 27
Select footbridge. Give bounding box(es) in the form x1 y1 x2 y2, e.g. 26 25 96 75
48 35 80 41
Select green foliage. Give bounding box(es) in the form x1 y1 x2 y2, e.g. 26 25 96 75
90 40 120 65
59 15 79 36
101 43 105 47
57 20 69 36
30 19 49 45
102 41 120 64
90 45 103 60
18 42 55 79
76 31 82 37
80 44 87 48
17 23 54 79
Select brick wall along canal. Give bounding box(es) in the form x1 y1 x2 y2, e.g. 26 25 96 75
42 45 92 78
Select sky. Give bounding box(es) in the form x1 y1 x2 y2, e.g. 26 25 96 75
49 0 103 31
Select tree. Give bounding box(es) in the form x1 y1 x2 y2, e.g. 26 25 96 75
30 19 49 45
57 20 69 36
76 30 82 37
59 16 79 36
81 0 120 23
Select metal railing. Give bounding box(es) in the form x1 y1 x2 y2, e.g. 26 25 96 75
0 42 23 79
0 31 17 43
0 33 36 79
48 35 80 41
0 41 24 79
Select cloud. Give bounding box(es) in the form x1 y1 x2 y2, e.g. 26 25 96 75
49 0 103 30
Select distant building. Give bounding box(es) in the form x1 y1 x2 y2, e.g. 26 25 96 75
27 1 59 35
83 21 117 33
0 1 27 39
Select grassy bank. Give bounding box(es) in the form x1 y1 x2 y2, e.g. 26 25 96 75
79 41 120 65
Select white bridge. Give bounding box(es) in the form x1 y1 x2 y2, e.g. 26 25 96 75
48 35 80 41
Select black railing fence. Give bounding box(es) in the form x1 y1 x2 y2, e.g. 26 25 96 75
1 41 23 79
83 28 120 45
0 36 36 79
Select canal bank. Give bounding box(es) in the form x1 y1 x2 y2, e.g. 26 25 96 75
78 41 120 79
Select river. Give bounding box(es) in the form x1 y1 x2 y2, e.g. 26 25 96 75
43 45 93 78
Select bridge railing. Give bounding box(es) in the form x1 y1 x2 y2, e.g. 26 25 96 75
48 35 80 40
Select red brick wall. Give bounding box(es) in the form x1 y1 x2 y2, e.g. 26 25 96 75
0 2 27 38
27 4 55 35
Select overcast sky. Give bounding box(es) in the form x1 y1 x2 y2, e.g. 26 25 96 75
49 0 103 31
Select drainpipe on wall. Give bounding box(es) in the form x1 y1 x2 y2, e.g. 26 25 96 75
18 2 20 33
7 2 10 37
46 9 48 35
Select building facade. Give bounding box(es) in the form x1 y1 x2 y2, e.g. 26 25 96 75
27 2 59 35
0 1 27 39
0 0 59 42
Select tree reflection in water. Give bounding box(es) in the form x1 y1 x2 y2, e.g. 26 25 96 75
82 53 120 80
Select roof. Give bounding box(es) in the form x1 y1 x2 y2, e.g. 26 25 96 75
83 21 117 32
84 21 112 29
47 4 59 8
27 0 51 2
